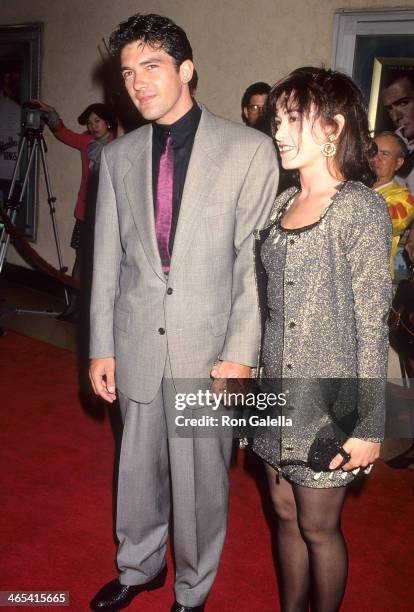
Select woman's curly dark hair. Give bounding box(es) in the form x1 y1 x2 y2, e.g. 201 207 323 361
268 67 376 186
77 103 117 131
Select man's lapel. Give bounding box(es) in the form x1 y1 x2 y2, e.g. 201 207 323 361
123 126 165 281
169 108 221 276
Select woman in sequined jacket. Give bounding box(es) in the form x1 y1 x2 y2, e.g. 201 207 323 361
251 68 392 612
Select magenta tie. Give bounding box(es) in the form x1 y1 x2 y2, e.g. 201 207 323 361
155 135 174 273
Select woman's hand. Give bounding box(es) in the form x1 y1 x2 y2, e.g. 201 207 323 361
30 99 55 113
329 438 380 471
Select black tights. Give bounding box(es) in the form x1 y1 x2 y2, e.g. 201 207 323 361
265 463 348 612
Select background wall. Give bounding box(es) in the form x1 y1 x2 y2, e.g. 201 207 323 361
0 0 408 270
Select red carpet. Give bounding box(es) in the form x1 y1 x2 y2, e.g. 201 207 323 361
1 330 414 611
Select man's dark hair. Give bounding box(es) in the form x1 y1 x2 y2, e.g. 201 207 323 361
189 68 198 96
109 13 193 68
241 82 271 110
383 69 414 92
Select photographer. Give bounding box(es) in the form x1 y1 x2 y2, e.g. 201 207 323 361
33 100 117 321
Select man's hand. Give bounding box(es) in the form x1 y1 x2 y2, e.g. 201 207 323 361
89 357 117 403
210 361 252 399
210 360 251 379
329 438 380 471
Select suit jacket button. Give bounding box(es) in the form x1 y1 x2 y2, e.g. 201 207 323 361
289 321 296 329
158 328 165 335
167 288 173 295
286 363 293 369
289 238 295 245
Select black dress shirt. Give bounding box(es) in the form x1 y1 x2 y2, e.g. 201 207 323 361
152 102 202 255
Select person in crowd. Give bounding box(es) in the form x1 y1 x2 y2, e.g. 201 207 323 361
241 81 296 193
252 67 391 612
388 278 414 468
404 225 414 264
241 81 271 128
34 100 117 321
371 131 414 277
88 12 278 612
382 71 414 194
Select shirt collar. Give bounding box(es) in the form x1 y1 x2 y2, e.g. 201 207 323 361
374 180 394 192
152 101 201 148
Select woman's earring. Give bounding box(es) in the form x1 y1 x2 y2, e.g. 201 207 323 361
321 134 337 158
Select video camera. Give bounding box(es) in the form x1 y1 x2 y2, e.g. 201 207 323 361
21 101 49 131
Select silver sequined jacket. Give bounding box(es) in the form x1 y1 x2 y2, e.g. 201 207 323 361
253 181 392 457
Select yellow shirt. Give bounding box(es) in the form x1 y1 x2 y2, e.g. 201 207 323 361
376 180 414 277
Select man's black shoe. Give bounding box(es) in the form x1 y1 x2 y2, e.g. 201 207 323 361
90 565 167 610
170 603 205 612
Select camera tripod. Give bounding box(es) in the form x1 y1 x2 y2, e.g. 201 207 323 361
0 125 69 316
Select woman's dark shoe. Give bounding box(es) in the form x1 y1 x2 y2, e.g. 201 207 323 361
89 565 167 611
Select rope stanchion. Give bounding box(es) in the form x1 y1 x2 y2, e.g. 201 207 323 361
0 207 80 291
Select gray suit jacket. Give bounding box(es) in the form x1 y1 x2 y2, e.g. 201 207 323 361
90 106 279 403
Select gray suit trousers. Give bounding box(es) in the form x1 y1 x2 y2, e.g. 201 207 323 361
116 371 232 606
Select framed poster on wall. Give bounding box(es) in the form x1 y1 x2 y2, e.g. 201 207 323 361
368 57 414 134
332 8 414 97
332 8 414 193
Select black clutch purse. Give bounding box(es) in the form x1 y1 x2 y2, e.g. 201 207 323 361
307 438 351 472
279 439 351 472
306 411 353 472
279 412 354 472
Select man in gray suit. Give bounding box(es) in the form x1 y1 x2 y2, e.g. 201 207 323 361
89 13 278 612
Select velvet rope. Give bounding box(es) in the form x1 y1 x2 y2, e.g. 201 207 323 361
0 206 80 290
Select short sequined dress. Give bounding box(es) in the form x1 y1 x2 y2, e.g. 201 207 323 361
252 183 392 488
